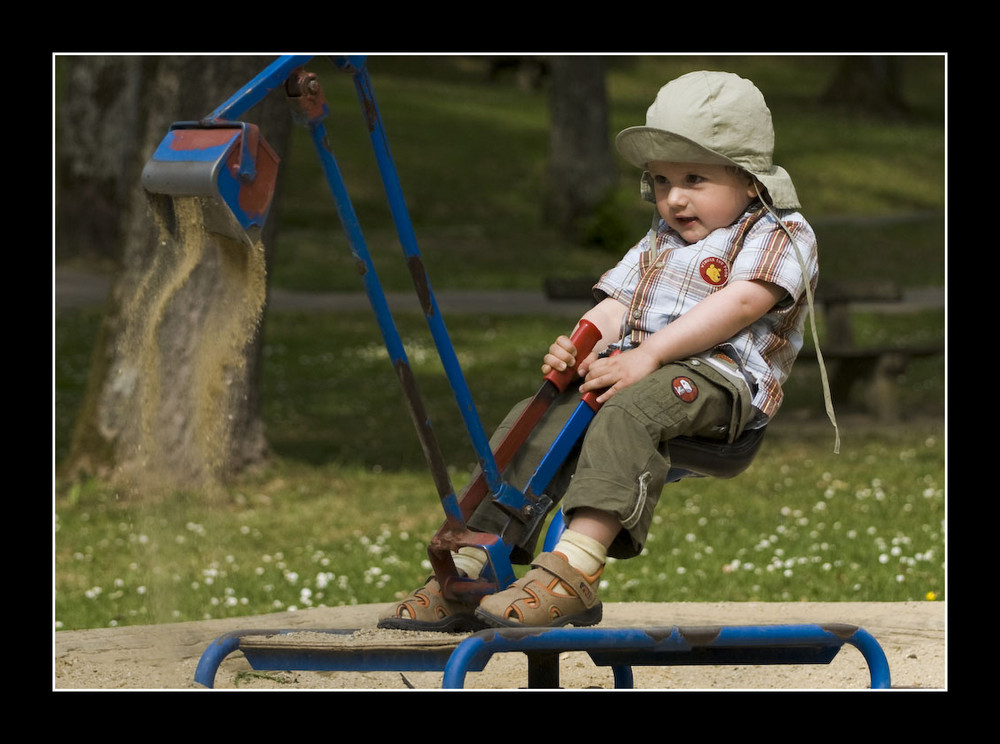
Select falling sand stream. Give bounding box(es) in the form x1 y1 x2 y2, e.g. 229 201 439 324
117 196 268 490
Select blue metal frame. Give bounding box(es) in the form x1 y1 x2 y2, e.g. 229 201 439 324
443 623 892 689
194 629 464 685
313 57 500 514
193 623 892 689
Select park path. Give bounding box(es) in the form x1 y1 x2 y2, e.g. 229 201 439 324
54 265 944 315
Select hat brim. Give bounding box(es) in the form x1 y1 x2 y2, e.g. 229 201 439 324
616 126 731 169
754 166 801 210
616 126 801 210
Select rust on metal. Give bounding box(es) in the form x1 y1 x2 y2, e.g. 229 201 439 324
229 126 280 220
352 74 379 134
677 625 724 645
820 623 860 639
639 626 683 643
393 359 453 501
284 67 328 123
407 255 435 316
166 127 236 151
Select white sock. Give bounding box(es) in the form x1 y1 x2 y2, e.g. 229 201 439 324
451 531 606 586
554 529 607 577
452 546 487 578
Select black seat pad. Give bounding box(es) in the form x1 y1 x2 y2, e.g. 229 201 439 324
667 427 767 479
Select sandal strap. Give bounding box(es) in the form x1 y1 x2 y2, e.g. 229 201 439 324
530 552 600 610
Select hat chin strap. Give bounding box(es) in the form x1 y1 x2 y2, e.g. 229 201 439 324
752 182 840 454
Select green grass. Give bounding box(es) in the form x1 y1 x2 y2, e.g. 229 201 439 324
54 54 947 630
627 421 944 603
54 307 945 630
54 416 944 629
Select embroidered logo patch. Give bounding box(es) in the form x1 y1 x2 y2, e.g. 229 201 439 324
672 376 699 402
699 257 730 286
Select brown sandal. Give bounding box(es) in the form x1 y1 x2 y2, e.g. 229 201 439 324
474 552 603 628
377 575 488 633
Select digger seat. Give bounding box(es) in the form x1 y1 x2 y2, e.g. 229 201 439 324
665 425 767 482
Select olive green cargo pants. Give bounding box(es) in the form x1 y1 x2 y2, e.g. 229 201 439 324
468 358 751 561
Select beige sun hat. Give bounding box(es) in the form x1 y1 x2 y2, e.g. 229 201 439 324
616 70 800 209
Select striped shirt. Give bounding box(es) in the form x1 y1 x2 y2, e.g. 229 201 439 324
594 204 819 420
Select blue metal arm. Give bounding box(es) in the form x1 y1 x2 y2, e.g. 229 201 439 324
205 55 316 122
345 62 503 497
195 55 506 525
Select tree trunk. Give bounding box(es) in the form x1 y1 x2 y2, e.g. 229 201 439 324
544 57 616 237
819 56 910 118
61 55 292 495
55 56 143 264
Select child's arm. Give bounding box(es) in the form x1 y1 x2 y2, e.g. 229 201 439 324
579 279 785 404
541 297 627 377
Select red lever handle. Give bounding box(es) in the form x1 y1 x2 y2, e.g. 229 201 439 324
543 319 602 393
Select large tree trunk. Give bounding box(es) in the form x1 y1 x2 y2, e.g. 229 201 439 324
60 55 292 495
819 56 910 118
544 56 616 237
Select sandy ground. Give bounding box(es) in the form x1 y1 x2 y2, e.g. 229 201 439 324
53 600 946 691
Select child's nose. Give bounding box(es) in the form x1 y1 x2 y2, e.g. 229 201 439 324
663 186 686 208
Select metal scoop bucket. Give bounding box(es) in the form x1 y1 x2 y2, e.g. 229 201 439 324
141 121 280 246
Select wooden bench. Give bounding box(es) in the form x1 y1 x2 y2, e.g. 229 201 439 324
808 279 944 423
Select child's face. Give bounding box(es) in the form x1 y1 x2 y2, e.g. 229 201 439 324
648 161 756 244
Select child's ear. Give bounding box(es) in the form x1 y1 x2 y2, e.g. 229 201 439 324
640 171 656 203
748 177 770 204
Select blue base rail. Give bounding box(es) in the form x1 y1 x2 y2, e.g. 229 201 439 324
194 622 891 689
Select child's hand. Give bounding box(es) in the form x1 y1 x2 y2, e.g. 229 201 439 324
579 347 660 404
541 334 584 377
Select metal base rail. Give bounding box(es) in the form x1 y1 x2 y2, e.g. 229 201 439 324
194 622 891 689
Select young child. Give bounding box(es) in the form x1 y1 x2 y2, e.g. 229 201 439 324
379 70 819 631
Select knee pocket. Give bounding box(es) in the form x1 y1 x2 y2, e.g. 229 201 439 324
620 466 657 531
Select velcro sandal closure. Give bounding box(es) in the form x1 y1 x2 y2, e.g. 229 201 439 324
533 552 601 609
475 551 604 628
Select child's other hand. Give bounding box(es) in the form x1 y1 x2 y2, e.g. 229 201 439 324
579 347 660 404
